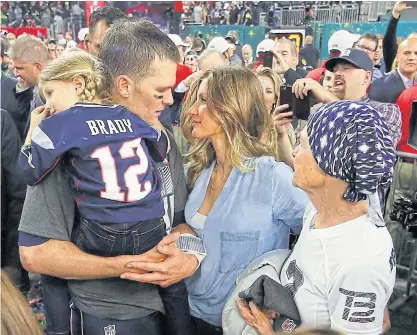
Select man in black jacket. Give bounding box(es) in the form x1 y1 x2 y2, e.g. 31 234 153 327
272 39 307 86
369 38 417 103
1 109 27 288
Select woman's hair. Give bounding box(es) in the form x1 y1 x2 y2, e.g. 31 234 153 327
1 271 43 335
181 66 279 187
255 66 282 113
39 49 112 103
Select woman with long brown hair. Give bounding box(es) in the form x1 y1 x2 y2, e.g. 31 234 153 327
1 270 43 335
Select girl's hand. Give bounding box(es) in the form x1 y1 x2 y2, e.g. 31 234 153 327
29 105 50 131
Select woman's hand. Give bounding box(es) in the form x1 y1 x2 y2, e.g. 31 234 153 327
237 299 276 335
120 232 199 287
273 105 293 137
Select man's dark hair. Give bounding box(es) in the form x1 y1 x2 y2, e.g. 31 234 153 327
359 33 379 51
99 18 180 83
89 6 126 34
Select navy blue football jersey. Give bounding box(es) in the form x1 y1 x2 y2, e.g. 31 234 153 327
19 102 165 223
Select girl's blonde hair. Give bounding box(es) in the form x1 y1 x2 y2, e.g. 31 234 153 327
39 49 112 103
1 271 44 335
181 66 279 187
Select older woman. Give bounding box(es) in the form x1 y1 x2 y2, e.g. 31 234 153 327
238 101 396 335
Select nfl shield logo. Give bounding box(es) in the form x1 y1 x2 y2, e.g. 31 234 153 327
281 318 296 333
104 325 116 335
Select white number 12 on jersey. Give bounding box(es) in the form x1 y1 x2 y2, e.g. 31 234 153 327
91 138 151 202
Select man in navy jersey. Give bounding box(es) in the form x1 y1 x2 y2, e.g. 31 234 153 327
19 17 197 335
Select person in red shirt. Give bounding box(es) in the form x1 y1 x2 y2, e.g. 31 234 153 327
395 84 417 154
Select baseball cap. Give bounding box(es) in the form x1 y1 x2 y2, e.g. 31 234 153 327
168 34 189 47
225 34 237 45
328 30 357 53
207 37 231 54
78 27 89 42
256 39 275 55
239 275 301 333
325 48 374 73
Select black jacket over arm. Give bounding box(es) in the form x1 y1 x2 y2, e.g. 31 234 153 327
368 71 406 103
1 109 26 268
383 14 399 73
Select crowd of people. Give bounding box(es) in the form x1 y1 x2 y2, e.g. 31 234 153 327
1 1 417 335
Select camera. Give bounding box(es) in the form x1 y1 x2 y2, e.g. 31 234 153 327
390 197 417 238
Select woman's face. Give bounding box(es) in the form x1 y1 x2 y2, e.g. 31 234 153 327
184 55 198 72
188 78 222 139
322 70 335 93
257 75 276 113
292 128 325 191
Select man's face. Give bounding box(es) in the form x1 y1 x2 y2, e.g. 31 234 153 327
86 20 109 57
274 43 298 70
356 38 377 65
227 42 235 57
113 58 177 126
397 39 417 77
7 33 16 44
12 58 42 87
332 62 370 100
242 47 252 62
177 45 184 61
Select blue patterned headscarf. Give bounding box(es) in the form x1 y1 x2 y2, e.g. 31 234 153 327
307 101 396 204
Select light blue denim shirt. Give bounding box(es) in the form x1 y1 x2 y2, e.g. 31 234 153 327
184 156 309 327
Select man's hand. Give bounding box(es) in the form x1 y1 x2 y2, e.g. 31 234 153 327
272 105 293 137
392 1 412 19
272 50 290 75
237 299 276 335
292 78 339 103
120 232 199 287
183 70 204 88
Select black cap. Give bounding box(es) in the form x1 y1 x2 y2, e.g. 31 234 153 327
325 48 373 73
225 34 237 45
238 275 301 333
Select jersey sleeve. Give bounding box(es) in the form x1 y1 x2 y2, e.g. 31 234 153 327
18 113 73 186
328 262 392 335
272 162 309 232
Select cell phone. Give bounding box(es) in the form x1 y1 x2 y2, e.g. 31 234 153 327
408 101 417 150
293 91 312 121
279 86 293 111
263 51 274 68
279 86 312 120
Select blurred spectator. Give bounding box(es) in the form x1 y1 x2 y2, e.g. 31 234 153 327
243 2 253 26
6 33 16 45
77 27 89 50
207 37 232 63
85 6 126 57
184 50 198 73
228 1 241 25
53 10 64 35
193 2 203 23
210 2 224 25
375 34 385 72
185 36 193 46
198 49 228 71
0 37 12 76
47 39 57 59
191 38 205 55
56 43 65 58
327 30 357 57
273 39 307 85
226 30 242 59
225 33 242 66
168 34 189 62
396 84 417 153
369 38 417 103
56 32 66 46
242 44 253 66
299 35 320 70
355 33 383 81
